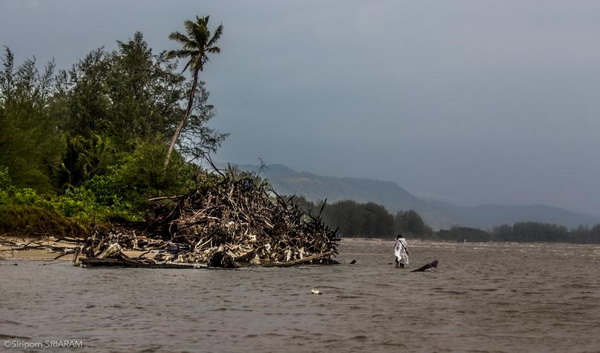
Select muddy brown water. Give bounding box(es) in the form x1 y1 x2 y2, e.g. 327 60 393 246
1 239 600 353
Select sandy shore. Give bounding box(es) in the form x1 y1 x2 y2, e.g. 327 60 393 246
0 236 154 262
0 236 396 262
0 236 80 261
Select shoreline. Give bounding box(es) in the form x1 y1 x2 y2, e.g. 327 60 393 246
0 236 80 262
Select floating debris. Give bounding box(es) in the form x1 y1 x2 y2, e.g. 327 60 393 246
412 259 438 272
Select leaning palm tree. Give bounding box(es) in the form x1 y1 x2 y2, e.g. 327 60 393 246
164 15 223 168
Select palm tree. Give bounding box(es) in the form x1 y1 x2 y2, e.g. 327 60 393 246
164 15 223 168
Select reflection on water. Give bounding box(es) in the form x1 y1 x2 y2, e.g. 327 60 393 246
1 239 600 352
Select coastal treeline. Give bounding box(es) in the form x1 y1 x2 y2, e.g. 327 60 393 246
294 197 433 237
439 223 600 244
296 198 600 244
1 19 226 235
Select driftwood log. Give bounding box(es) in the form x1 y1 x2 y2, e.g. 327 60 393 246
80 257 202 269
77 169 339 268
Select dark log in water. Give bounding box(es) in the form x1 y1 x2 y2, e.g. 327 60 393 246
412 259 438 272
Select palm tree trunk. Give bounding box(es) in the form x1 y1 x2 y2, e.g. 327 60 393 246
164 69 200 169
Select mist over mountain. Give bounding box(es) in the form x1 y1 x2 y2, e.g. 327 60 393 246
234 164 600 230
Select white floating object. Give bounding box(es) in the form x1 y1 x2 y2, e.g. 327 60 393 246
311 289 322 295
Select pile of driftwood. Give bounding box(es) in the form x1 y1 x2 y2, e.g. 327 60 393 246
77 171 339 268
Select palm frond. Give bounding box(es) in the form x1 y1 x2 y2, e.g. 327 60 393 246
183 20 196 36
181 58 194 73
168 31 189 44
207 24 224 48
191 25 209 47
165 49 195 60
167 14 223 73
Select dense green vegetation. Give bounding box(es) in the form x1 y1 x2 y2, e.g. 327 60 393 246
0 17 225 237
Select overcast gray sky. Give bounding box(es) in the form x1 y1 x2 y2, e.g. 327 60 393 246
2 0 600 215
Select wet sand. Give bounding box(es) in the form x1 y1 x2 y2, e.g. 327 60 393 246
0 237 76 261
1 238 599 352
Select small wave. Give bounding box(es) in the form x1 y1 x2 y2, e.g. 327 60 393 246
0 333 30 340
350 335 369 341
470 288 498 292
436 290 467 295
562 283 596 289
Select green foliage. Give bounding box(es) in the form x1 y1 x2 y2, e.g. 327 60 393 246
0 204 87 238
358 203 395 236
166 15 223 74
321 200 363 236
294 197 428 238
58 134 115 188
0 166 10 189
0 47 65 192
115 139 196 197
395 210 433 237
491 222 569 242
0 166 142 237
0 25 228 237
0 176 91 237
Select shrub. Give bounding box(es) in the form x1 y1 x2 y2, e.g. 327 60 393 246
0 204 88 238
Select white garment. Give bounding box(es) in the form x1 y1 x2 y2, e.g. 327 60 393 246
394 238 409 265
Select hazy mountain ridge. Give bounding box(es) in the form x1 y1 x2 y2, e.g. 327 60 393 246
234 164 600 230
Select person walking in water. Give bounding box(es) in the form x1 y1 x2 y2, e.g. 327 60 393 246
394 234 409 268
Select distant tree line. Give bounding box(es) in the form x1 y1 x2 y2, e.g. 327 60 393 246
491 222 600 244
293 197 600 244
438 223 600 244
293 197 433 238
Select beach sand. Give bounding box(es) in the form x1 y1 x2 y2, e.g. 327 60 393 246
0 236 79 261
0 236 153 262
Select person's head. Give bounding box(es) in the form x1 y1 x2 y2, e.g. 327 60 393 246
396 234 404 240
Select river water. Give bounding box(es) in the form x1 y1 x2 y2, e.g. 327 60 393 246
1 239 600 353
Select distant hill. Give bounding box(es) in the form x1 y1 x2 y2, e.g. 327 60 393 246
234 164 600 230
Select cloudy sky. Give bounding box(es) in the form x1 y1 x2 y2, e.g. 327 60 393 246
2 0 600 215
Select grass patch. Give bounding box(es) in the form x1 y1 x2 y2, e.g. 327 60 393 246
0 204 89 239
